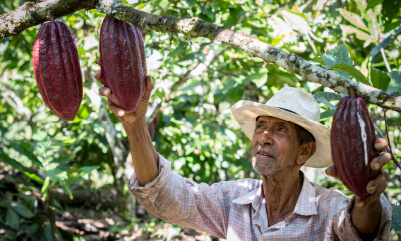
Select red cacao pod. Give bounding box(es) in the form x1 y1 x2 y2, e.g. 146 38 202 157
33 22 83 121
99 16 147 112
331 96 379 198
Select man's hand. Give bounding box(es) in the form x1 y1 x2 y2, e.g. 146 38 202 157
326 138 391 238
325 138 391 205
95 58 154 125
94 58 159 186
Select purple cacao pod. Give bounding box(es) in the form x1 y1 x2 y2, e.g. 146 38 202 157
99 16 147 112
331 96 379 198
33 22 83 121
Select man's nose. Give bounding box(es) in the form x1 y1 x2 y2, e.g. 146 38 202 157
258 130 273 145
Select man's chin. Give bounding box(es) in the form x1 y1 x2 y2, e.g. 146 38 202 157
252 163 278 176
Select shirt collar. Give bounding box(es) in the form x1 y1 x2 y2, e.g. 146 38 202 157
232 180 263 211
293 173 317 216
232 172 317 216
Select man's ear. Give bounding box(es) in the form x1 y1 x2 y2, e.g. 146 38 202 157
297 142 316 165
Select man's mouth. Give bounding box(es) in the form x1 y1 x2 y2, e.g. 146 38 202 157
257 150 274 158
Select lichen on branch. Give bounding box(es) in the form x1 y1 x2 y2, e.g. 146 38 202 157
0 0 97 39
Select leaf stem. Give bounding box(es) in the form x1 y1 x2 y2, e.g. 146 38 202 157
375 123 401 171
380 48 391 72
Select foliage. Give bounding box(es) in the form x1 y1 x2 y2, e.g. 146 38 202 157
1 0 401 240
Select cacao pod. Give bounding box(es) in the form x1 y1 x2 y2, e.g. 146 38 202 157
33 22 83 121
331 96 379 198
99 16 147 112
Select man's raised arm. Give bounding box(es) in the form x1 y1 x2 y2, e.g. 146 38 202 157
95 64 159 186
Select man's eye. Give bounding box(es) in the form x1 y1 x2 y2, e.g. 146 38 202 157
257 125 265 129
279 127 286 132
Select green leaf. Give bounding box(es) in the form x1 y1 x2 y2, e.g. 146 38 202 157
64 185 74 200
392 204 401 233
316 97 337 110
387 71 401 92
323 44 352 78
41 177 50 199
320 109 336 119
46 168 68 181
370 67 391 91
0 200 10 208
396 116 401 127
9 141 42 167
313 91 342 101
25 223 39 236
6 208 19 230
339 25 374 42
44 223 53 241
330 63 370 85
80 166 98 173
10 203 34 218
367 0 383 9
312 53 325 66
0 152 44 184
77 104 91 119
338 9 369 31
381 0 401 27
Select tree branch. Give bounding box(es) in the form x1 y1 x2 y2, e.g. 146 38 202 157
2 0 401 111
0 0 98 39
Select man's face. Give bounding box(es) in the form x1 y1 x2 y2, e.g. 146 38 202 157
251 116 302 176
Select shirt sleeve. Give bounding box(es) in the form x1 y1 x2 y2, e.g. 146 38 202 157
331 194 392 241
127 154 235 239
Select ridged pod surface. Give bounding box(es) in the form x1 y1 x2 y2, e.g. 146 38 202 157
33 22 83 121
331 96 379 198
99 16 147 112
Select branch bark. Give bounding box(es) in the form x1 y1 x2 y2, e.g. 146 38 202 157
2 0 401 111
0 0 98 39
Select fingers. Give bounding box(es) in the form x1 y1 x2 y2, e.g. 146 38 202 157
374 138 388 152
99 86 111 97
356 170 388 208
366 170 388 194
325 165 339 179
95 70 104 85
143 76 154 101
370 152 391 171
107 100 126 117
94 58 104 85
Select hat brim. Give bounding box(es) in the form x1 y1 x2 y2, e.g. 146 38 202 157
231 100 332 168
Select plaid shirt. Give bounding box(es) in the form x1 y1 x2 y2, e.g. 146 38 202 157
128 154 392 240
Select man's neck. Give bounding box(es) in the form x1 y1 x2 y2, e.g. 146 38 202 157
262 169 303 227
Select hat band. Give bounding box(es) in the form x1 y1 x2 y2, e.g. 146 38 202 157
276 107 299 116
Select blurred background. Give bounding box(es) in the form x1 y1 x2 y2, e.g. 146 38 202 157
1 0 400 240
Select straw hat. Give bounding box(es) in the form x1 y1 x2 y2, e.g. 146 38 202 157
231 86 331 168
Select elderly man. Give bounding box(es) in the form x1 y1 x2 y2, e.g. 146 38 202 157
96 69 392 240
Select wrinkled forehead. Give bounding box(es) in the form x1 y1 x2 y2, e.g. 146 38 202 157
255 116 297 129
256 115 293 124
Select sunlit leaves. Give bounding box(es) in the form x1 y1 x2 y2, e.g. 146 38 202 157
330 63 370 85
387 71 401 93
370 67 391 91
338 8 369 31
323 44 352 78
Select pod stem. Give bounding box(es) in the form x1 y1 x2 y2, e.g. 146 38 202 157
47 14 55 22
349 87 356 98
